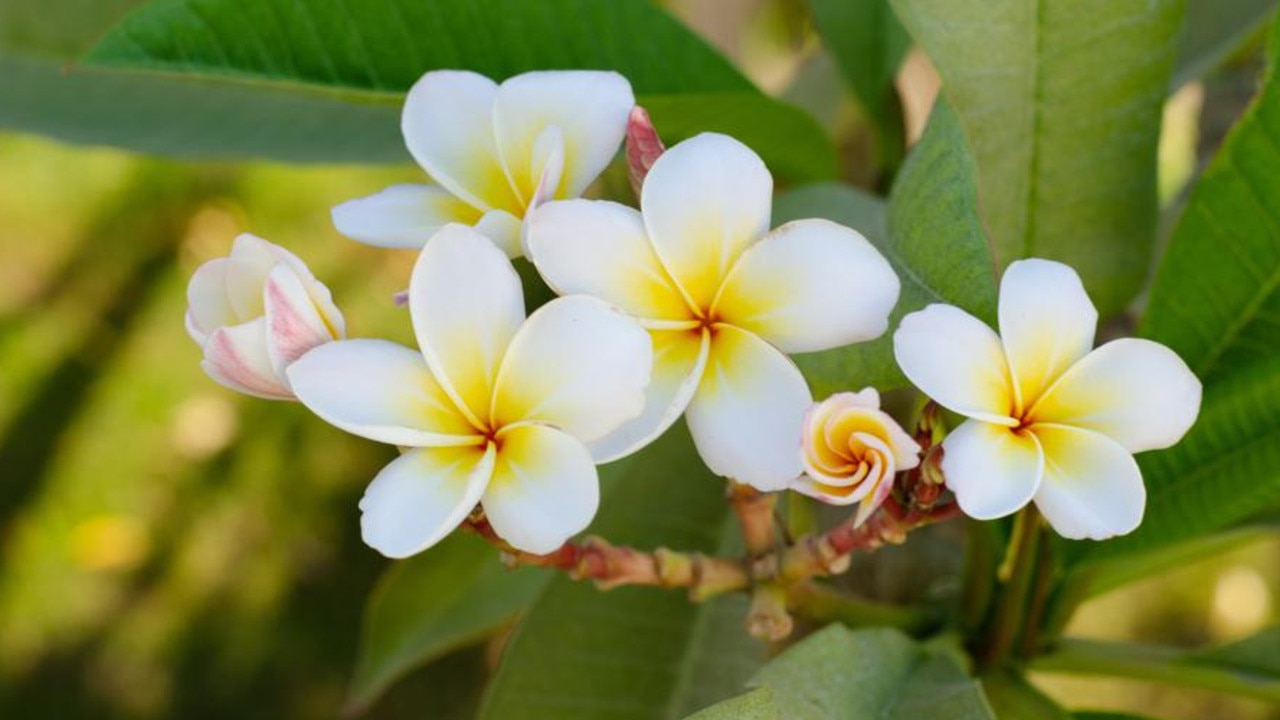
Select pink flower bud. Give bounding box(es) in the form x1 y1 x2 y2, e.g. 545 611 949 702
625 106 665 198
185 234 345 400
792 389 922 526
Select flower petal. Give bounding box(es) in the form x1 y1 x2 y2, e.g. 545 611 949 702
402 70 522 212
492 70 633 202
998 259 1098 412
1030 338 1202 453
588 327 710 463
201 317 292 400
483 423 599 554
185 257 235 343
360 444 496 558
263 264 339 377
474 209 523 258
331 183 483 249
641 133 772 311
686 325 811 491
525 199 692 322
224 234 288 319
287 339 480 446
893 304 1017 425
941 419 1043 520
714 219 899 353
1031 424 1145 540
410 224 526 427
492 296 652 444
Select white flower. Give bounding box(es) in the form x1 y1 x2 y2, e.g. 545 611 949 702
286 224 652 557
185 233 345 400
331 70 634 257
893 259 1202 540
794 389 921 525
525 133 901 491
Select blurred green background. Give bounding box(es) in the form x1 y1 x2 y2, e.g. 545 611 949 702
0 1 1277 718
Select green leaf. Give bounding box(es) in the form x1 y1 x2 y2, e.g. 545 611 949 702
692 626 996 720
683 688 781 720
1068 16 1280 567
1073 714 1160 720
76 0 835 179
345 533 550 714
1173 0 1278 89
779 101 997 394
476 426 769 720
890 0 1184 315
982 671 1071 720
1031 634 1280 703
806 0 909 164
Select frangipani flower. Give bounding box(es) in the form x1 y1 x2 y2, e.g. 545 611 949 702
794 389 921 525
893 259 1202 540
185 233 345 400
526 133 900 490
287 224 652 557
332 70 634 257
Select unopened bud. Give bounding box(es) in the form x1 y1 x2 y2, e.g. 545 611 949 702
626 106 666 198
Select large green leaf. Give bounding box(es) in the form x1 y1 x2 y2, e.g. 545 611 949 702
75 0 834 179
689 626 996 720
981 671 1071 720
780 101 997 394
345 533 550 714
806 0 909 164
890 0 1183 315
1173 0 1278 89
1068 16 1280 567
475 426 768 720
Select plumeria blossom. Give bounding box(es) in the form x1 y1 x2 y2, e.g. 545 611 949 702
893 259 1202 540
794 389 921 525
331 70 634 257
286 224 652 557
185 233 345 400
525 133 900 491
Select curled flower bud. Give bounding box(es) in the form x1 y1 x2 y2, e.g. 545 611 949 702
625 105 665 197
792 389 921 526
185 233 345 400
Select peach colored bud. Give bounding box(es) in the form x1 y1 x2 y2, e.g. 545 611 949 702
185 233 345 400
792 389 922 526
625 106 666 198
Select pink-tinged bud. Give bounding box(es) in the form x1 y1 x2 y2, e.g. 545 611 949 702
626 106 665 198
791 389 922 526
185 233 345 400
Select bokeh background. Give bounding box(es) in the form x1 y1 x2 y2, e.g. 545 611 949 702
0 1 1276 718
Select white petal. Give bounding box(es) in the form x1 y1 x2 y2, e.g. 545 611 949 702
360 444 496 558
589 328 710 463
493 70 633 202
999 259 1098 412
1032 424 1145 540
287 339 480 446
263 264 339 377
402 71 522 212
714 219 900 353
492 296 652 444
475 208 523 258
1030 338 1202 453
185 257 235 343
941 419 1043 520
410 224 526 427
483 423 599 554
893 304 1017 425
331 184 483 249
201 317 292 400
686 325 811 491
641 133 773 311
525 199 692 322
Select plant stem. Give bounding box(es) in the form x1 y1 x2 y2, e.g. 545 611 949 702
787 581 938 635
960 519 998 636
1019 524 1056 657
1030 638 1280 703
980 507 1042 669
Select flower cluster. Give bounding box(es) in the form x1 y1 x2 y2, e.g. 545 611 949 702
185 69 1201 560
